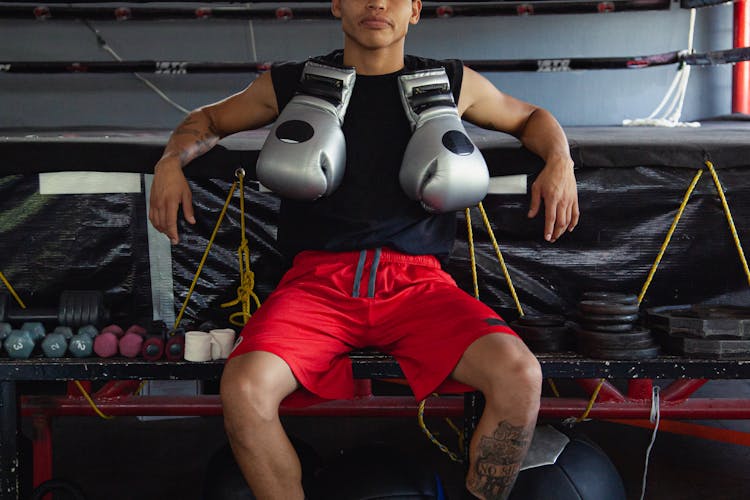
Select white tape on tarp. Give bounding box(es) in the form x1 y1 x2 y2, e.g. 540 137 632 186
39 171 141 194
488 174 527 195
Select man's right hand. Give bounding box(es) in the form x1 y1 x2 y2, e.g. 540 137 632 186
149 159 196 245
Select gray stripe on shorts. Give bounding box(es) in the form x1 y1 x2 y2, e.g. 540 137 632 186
352 249 368 298
367 247 382 298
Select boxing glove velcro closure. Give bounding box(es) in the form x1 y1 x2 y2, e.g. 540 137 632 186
296 60 357 123
399 68 459 130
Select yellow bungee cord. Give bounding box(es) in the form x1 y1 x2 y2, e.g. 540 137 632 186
418 202 528 462
174 168 260 330
220 169 261 327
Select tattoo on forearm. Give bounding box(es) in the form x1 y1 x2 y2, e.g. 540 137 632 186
482 119 499 131
468 421 532 499
170 116 221 167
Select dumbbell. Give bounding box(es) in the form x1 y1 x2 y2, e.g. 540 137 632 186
39 325 75 358
119 324 147 358
0 322 11 342
41 333 68 358
3 322 48 358
4 329 37 358
141 321 168 361
94 324 124 358
53 325 74 340
68 325 99 358
165 327 186 361
21 322 46 342
0 290 109 328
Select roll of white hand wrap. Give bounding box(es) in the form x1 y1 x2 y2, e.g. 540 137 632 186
209 328 236 360
184 331 217 362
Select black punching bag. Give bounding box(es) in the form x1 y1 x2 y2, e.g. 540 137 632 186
313 444 446 500
509 425 627 500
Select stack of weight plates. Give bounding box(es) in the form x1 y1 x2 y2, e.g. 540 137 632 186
647 304 750 359
574 292 660 360
509 314 573 353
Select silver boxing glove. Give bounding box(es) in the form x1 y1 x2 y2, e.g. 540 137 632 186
398 68 489 213
257 60 356 200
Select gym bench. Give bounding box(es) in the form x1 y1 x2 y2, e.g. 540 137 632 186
3 351 750 498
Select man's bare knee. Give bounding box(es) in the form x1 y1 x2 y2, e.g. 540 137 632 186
222 372 280 423
220 352 298 435
470 341 542 420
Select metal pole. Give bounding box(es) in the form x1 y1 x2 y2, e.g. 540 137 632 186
734 0 750 113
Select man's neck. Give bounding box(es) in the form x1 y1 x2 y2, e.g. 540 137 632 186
342 43 405 75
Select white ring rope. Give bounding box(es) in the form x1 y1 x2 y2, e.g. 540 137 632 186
623 8 700 128
639 385 661 500
83 21 190 115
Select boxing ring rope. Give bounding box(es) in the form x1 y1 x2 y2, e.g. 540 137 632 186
2 46 749 74
0 0 671 21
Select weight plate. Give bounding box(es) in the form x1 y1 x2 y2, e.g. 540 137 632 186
510 322 571 341
58 290 105 327
575 322 638 333
0 292 8 323
653 330 750 359
524 337 572 353
574 324 650 336
580 291 639 305
584 345 660 360
577 312 640 325
578 334 655 350
515 314 566 327
575 327 654 347
647 304 750 338
577 312 639 325
578 300 640 316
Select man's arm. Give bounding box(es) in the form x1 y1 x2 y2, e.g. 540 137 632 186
149 70 279 244
458 66 579 242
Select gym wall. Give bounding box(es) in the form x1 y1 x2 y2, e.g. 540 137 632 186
0 2 735 128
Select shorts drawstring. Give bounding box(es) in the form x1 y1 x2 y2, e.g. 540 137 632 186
367 248 382 298
352 248 382 298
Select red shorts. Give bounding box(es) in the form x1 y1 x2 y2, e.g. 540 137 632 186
229 247 517 402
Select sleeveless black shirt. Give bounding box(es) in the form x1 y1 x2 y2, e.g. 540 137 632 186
270 50 464 262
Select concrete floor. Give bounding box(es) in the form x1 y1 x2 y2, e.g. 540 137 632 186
21 417 749 499
18 379 750 500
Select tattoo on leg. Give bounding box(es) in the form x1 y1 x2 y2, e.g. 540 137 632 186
468 421 532 499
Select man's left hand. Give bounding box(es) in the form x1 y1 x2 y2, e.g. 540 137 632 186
527 154 579 242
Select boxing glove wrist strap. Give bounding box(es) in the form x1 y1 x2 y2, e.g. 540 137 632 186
297 60 356 123
398 68 458 130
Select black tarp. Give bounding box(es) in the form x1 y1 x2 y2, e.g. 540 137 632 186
1 121 749 327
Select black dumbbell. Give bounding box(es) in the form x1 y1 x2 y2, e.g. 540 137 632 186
165 327 186 361
0 290 109 328
141 320 167 361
